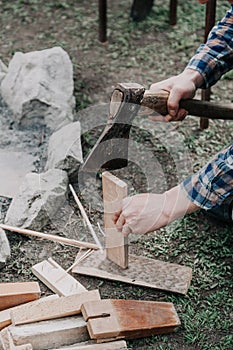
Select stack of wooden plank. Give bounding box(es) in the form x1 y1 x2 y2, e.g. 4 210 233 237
0 172 190 349
0 258 180 350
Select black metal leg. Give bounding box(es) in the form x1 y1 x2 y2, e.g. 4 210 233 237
99 0 107 43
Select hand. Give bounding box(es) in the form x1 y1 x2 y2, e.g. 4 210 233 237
114 186 199 235
148 68 204 122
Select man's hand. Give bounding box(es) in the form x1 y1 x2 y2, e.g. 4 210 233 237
148 68 204 122
114 185 199 235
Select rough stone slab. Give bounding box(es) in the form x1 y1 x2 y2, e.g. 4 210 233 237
1 47 75 131
0 229 10 270
3 316 88 350
46 121 83 180
0 150 36 198
72 251 192 295
4 169 68 230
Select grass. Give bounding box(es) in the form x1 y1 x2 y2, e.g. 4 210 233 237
0 0 233 349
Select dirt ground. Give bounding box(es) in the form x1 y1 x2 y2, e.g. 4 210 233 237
0 1 233 349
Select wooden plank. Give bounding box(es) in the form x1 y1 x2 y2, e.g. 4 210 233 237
81 299 180 340
0 295 58 331
0 282 41 312
1 316 89 350
72 250 192 295
102 171 128 269
50 340 128 349
31 258 87 296
1 328 32 350
11 290 100 326
0 309 12 332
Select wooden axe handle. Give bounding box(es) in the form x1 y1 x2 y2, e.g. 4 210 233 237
141 90 233 120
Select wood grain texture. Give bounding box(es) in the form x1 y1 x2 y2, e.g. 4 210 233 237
0 282 41 312
102 172 128 269
0 328 32 350
11 290 100 326
31 259 87 296
0 224 98 250
0 295 58 330
1 317 89 350
72 250 192 295
50 340 128 349
81 299 180 340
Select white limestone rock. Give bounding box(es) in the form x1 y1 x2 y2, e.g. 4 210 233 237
0 59 8 84
4 169 68 230
0 228 11 270
1 47 75 130
45 121 83 180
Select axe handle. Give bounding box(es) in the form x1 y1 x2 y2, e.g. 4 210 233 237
141 90 233 120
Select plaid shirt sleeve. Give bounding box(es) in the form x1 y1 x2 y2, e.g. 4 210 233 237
186 5 233 89
181 144 233 209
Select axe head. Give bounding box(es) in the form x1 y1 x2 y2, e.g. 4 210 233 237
80 83 145 173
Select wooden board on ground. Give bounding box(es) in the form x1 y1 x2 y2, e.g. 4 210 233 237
102 171 128 269
31 258 87 296
81 299 180 341
0 316 89 350
0 282 41 311
50 340 128 349
11 290 100 326
72 250 192 295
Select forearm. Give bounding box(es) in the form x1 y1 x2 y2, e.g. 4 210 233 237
187 5 233 88
163 185 199 224
181 144 233 210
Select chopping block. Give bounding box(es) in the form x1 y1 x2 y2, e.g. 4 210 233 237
81 299 180 342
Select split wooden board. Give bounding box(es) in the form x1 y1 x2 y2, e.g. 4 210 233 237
81 299 180 341
31 258 87 296
102 172 128 269
72 250 192 295
11 290 100 326
0 282 41 311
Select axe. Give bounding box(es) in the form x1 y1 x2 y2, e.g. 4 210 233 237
81 82 233 172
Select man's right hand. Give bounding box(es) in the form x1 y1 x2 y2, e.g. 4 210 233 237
147 68 204 122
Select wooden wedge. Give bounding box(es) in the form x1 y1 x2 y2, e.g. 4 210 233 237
81 299 180 341
0 282 40 312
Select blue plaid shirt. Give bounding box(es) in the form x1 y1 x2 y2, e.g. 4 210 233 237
181 5 233 210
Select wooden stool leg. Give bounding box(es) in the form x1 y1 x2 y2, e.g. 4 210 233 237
200 0 216 129
169 0 178 25
99 0 107 43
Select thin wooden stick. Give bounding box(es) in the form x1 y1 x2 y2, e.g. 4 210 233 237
66 249 94 273
0 224 99 250
69 184 103 251
97 222 105 237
